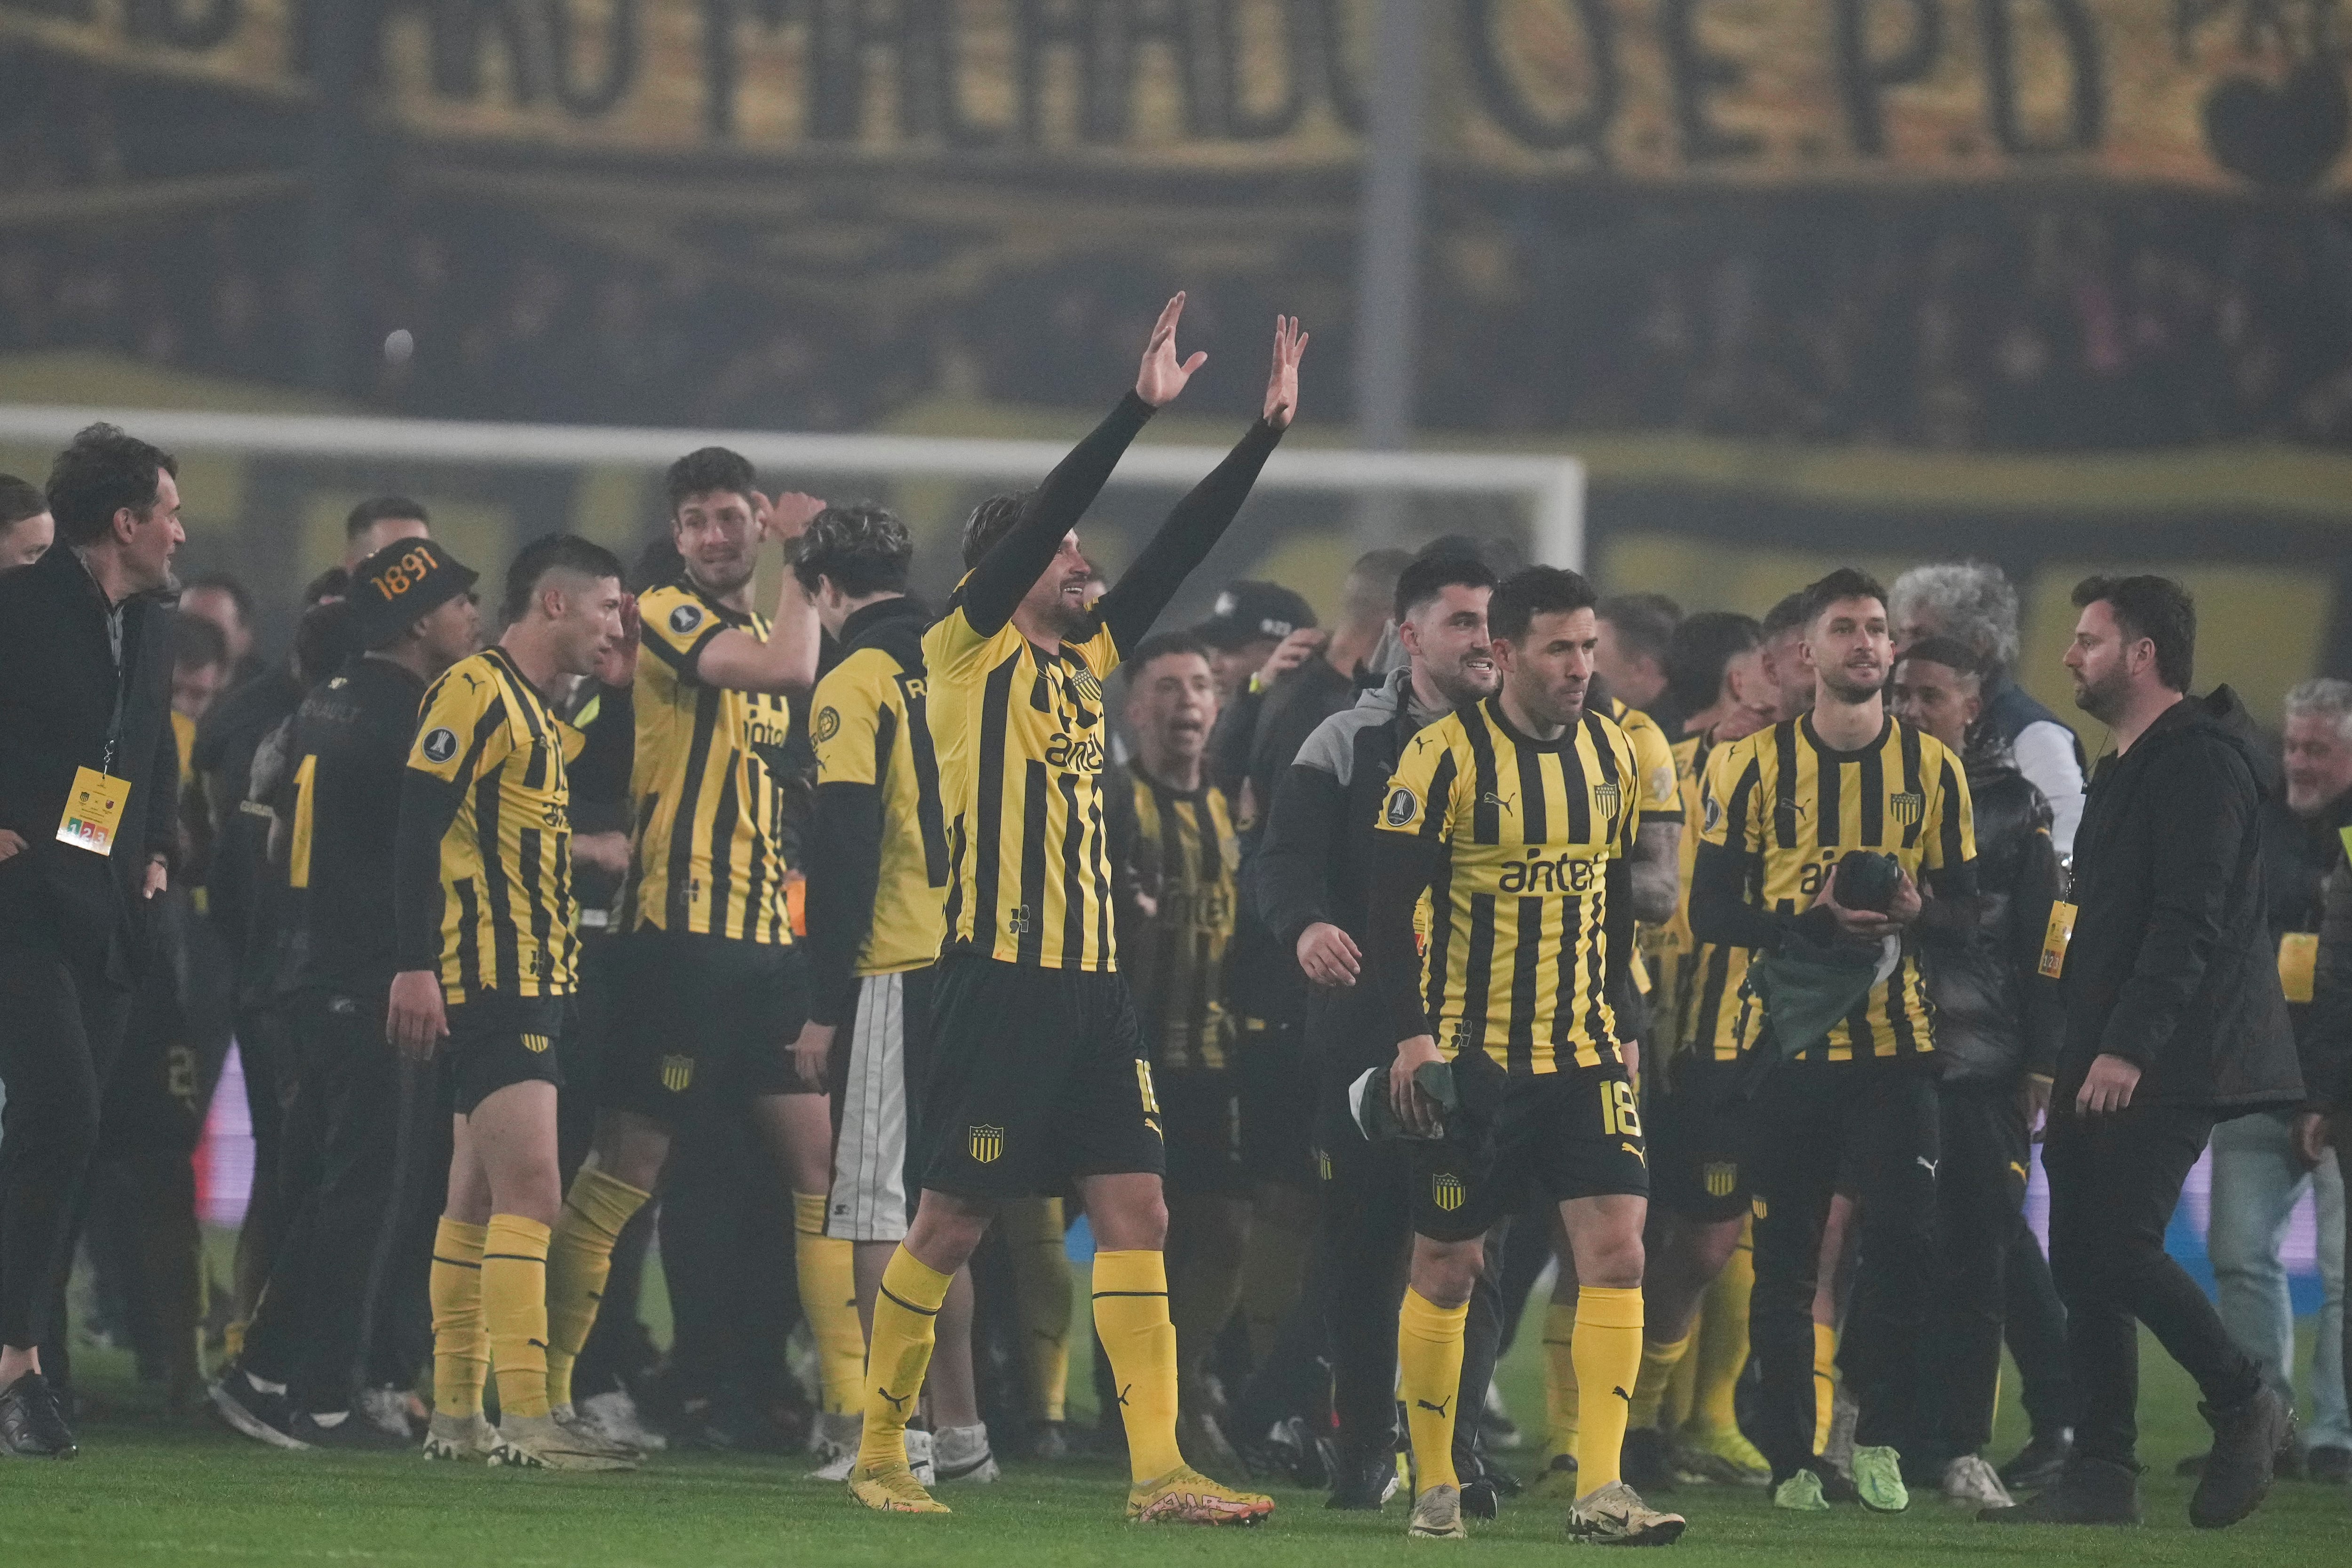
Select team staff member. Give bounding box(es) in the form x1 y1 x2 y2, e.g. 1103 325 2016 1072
0 424 183 1458
789 503 996 1487
1986 577 2303 1529
847 301 1301 1524
1691 568 1976 1515
1367 566 1681 1546
389 534 636 1473
210 539 482 1449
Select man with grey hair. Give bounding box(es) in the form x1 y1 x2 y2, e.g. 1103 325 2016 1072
2201 677 2352 1483
1890 562 2087 857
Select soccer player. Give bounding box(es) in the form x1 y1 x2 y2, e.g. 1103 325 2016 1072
389 534 636 1471
789 502 996 1485
1367 565 1682 1546
846 298 1303 1523
532 454 869 1455
1116 632 1245 1463
1688 567 1976 1514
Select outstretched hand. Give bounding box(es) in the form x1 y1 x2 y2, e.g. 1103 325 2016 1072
1136 293 1208 408
757 491 827 545
1263 314 1308 430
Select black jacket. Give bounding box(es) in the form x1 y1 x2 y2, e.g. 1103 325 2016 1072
2257 787 2352 1058
1917 745 2064 1085
0 544 180 981
2309 835 2352 1113
2060 686 2302 1111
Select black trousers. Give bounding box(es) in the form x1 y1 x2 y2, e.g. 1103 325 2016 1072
1915 1078 2030 1467
0 942 132 1349
1747 1057 1939 1482
2004 1188 2079 1438
2043 1100 2260 1466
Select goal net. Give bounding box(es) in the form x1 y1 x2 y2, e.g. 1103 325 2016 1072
0 405 1583 632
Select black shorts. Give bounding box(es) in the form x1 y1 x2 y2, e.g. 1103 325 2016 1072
917 955 1165 1200
1160 1069 1247 1197
603 927 810 1125
1411 1050 1649 1244
1235 1017 1317 1191
1647 1052 1751 1223
441 991 565 1116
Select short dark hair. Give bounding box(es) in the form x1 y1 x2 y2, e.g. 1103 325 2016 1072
502 533 625 623
1665 611 1762 717
1894 636 1981 682
961 492 1030 570
183 571 254 627
667 447 756 515
1489 565 1599 645
630 537 684 593
0 472 44 528
172 612 228 674
1597 592 1680 668
1760 590 1810 639
293 599 361 686
2073 574 2195 692
1802 567 1889 628
1393 551 1498 625
791 501 913 598
46 422 176 547
345 495 429 540
302 566 350 606
1126 630 1214 681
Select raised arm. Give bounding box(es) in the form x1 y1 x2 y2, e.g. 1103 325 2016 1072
690 495 824 696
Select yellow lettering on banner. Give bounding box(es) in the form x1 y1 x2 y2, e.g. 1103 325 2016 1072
2039 901 2078 980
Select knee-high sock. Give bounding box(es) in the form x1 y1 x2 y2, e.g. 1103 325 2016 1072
1572 1286 1644 1492
1629 1329 1695 1430
1398 1287 1469 1493
1663 1309 1702 1432
794 1191 866 1416
1690 1220 1753 1434
1001 1196 1071 1423
544 1164 650 1410
430 1218 489 1419
1811 1320 1839 1457
482 1214 552 1421
1542 1298 1580 1459
858 1247 951 1470
1240 1202 1310 1365
1091 1250 1184 1482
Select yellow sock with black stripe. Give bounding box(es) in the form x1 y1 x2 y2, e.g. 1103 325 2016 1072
858 1246 951 1471
1090 1250 1183 1482
1542 1298 1580 1460
1811 1321 1839 1456
1629 1327 1695 1430
793 1192 866 1416
1689 1222 1754 1436
429 1218 489 1419
1001 1196 1071 1422
545 1163 650 1410
1398 1287 1469 1493
1570 1286 1644 1492
482 1214 552 1421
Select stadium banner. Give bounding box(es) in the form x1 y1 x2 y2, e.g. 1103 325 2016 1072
4 0 2349 192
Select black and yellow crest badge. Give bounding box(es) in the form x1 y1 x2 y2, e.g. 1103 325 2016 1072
660 1054 694 1093
1069 669 1103 706
1890 791 1924 826
1704 1162 1738 1198
969 1124 1005 1164
1430 1172 1465 1211
1592 780 1622 819
521 1033 551 1055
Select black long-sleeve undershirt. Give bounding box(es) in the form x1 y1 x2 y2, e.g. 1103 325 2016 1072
961 393 1156 638
1688 838 1980 953
1096 416 1285 652
392 770 465 973
802 779 883 1028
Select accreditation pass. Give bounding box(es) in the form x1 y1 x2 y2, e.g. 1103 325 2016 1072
56 765 131 856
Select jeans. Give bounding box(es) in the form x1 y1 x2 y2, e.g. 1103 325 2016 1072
2208 1109 2351 1451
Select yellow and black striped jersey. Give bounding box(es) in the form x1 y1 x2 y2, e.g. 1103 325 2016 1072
925 595 1122 971
1609 696 1681 1003
1660 731 1753 1062
1124 768 1239 1073
1377 696 1640 1075
808 638 948 974
624 581 795 945
406 648 583 1004
1698 714 1975 1063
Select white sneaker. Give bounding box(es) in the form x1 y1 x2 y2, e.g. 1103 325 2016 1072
807 1410 862 1481
934 1422 1000 1484
358 1385 415 1440
489 1413 638 1472
1941 1454 2013 1509
551 1403 642 1462
904 1427 938 1487
1568 1479 1687 1545
423 1410 496 1462
580 1388 667 1454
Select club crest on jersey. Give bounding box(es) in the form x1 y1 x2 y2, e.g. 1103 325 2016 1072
1385 787 1419 827
668 603 703 635
421 727 458 764
1592 780 1622 818
1069 669 1103 705
521 1034 550 1055
969 1124 1004 1164
813 706 841 743
1430 1172 1465 1211
1702 792 1723 834
660 1054 694 1093
1890 791 1924 825
1704 1162 1738 1198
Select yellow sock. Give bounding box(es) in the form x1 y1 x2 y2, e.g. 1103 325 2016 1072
1689 1223 1753 1435
1542 1298 1580 1459
1571 1285 1644 1492
1811 1320 1839 1456
1091 1249 1183 1482
1663 1305 1701 1432
482 1214 552 1421
858 1246 951 1470
1629 1329 1694 1430
793 1192 866 1416
430 1218 489 1419
1001 1196 1071 1423
544 1164 649 1410
1398 1287 1469 1493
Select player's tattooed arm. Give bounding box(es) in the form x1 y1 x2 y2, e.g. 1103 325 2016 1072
1627 820 1680 925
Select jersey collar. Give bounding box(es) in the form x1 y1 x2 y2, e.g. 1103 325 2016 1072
1798 710 1893 761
